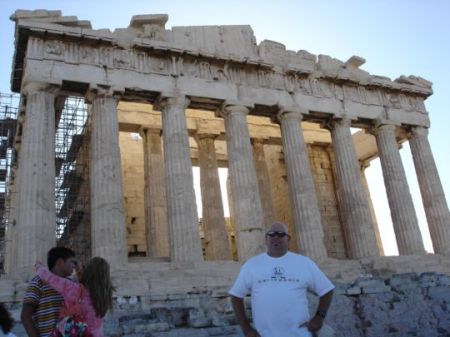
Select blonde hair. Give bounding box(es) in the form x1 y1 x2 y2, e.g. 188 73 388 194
80 257 114 317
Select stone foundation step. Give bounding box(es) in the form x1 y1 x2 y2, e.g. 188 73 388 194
111 323 243 337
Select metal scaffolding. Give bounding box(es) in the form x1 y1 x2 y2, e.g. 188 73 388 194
0 93 19 273
55 96 89 239
0 93 89 273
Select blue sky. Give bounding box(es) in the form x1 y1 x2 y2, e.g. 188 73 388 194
1 0 449 255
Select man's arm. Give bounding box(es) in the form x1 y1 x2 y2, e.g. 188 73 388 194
21 303 39 337
306 289 334 333
230 295 260 337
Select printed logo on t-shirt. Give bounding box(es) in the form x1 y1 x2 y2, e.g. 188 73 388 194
256 266 301 284
271 266 286 281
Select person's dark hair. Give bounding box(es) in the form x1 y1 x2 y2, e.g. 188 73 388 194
80 257 114 317
0 303 14 334
47 247 75 270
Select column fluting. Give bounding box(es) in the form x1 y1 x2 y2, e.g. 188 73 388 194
15 84 57 274
90 92 128 265
278 109 327 260
409 126 450 255
142 128 169 257
374 124 424 254
197 133 231 260
328 118 379 258
159 95 203 262
221 104 265 262
252 138 275 231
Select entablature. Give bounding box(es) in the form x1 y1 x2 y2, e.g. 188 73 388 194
11 10 432 129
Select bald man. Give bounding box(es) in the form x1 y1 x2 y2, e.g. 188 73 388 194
229 221 334 337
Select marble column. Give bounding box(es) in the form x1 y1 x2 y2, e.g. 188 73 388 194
142 128 169 257
15 83 57 274
226 174 238 261
221 104 265 261
374 124 424 254
277 109 327 260
409 126 450 255
89 90 127 265
328 118 378 258
252 138 275 231
158 95 203 262
360 161 385 256
196 133 231 260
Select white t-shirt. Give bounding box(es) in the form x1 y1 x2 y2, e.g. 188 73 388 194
229 252 334 337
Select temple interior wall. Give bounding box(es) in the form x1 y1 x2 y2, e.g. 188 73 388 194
308 144 347 259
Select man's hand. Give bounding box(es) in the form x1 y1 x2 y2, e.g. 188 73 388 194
230 295 260 337
305 315 324 333
21 303 39 337
304 289 333 334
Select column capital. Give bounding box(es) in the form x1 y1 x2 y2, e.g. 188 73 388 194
360 159 371 170
368 122 397 136
85 85 121 103
219 102 251 119
139 126 162 138
195 131 220 141
154 93 190 111
410 125 429 137
323 117 352 131
275 105 307 124
22 81 59 96
250 137 267 146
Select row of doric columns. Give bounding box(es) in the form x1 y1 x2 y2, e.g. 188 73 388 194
6 87 450 275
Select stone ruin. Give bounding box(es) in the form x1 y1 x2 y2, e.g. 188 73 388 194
0 9 449 336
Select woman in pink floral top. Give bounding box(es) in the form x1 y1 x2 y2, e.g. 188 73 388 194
36 257 114 337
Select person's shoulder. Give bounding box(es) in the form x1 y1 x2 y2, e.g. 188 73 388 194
242 252 267 266
26 275 44 288
29 274 42 282
286 251 307 259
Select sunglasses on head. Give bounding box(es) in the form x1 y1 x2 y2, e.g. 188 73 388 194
266 231 288 238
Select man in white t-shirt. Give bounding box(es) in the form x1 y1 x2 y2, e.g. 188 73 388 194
229 222 334 337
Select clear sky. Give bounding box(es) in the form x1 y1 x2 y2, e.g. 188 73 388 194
1 0 449 255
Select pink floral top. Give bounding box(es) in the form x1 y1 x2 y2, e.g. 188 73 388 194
36 264 105 337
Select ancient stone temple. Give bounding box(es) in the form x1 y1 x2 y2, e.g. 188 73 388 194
1 10 450 337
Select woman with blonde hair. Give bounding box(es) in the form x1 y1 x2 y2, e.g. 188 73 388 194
36 257 114 337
